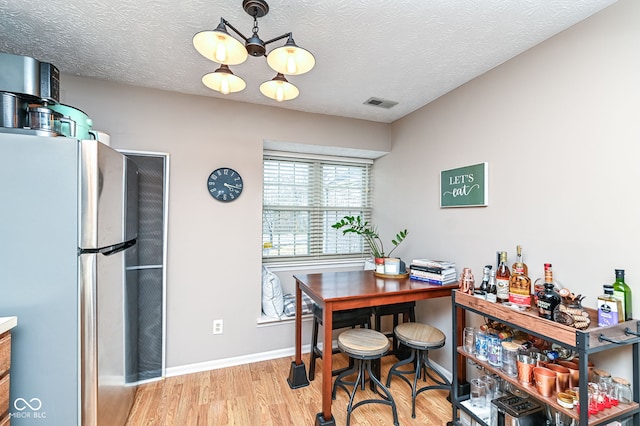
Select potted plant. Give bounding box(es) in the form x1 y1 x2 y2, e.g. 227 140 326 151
332 215 408 273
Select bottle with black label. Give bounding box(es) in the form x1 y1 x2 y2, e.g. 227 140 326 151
486 269 498 303
477 265 492 297
536 263 561 320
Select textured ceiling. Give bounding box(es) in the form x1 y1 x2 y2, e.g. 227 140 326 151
0 0 617 123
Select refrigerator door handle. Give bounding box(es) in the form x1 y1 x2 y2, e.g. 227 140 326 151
80 239 137 256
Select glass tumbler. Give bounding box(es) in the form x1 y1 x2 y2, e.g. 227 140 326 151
613 377 633 404
470 378 487 408
475 330 488 361
479 374 496 406
463 327 475 354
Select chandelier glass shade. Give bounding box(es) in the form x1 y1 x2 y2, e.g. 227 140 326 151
193 0 314 101
193 20 248 66
266 35 315 76
202 65 247 94
259 73 299 102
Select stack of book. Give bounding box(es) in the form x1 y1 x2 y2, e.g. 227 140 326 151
409 259 457 285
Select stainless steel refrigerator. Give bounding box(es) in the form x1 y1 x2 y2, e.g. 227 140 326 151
0 133 139 425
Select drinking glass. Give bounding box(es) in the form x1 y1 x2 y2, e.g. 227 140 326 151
463 327 475 354
479 374 496 406
470 378 487 408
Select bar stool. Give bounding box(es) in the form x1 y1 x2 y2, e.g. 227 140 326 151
308 304 373 381
385 322 451 418
332 328 399 426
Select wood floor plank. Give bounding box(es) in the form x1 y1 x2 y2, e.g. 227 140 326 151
126 354 454 425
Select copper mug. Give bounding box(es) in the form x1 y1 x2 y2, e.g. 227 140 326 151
516 354 536 385
557 361 580 388
546 363 571 393
534 366 557 397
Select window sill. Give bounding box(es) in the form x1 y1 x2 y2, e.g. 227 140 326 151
262 258 367 272
257 313 313 327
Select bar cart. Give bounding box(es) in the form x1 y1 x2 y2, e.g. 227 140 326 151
450 290 640 425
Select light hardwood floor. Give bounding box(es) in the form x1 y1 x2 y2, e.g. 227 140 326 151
125 353 453 425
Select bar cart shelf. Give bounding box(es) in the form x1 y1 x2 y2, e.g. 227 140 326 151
450 290 640 425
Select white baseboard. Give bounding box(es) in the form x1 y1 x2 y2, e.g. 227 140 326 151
166 344 452 383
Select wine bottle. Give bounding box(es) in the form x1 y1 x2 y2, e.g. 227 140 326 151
536 263 561 320
495 251 511 304
613 269 632 321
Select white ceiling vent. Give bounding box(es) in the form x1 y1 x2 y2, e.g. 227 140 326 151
363 97 398 109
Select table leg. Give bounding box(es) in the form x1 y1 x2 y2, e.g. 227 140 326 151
315 301 336 426
287 281 309 389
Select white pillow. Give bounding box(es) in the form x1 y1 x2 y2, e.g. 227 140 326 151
262 266 284 318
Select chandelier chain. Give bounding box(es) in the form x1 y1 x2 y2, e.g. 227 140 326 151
252 16 260 37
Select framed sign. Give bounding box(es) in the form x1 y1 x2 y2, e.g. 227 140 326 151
440 162 488 208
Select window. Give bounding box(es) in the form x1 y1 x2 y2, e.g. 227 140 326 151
263 153 372 262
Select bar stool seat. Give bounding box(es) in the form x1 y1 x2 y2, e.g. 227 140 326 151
386 322 451 418
332 328 399 426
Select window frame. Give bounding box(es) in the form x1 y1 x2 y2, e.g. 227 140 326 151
262 150 373 264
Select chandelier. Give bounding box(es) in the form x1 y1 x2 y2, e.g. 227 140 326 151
193 0 315 102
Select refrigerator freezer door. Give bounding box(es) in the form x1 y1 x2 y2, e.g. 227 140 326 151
79 139 138 250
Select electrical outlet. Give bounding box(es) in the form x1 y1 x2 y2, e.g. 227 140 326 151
213 319 223 335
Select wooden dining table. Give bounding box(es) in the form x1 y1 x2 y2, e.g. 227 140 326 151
286 270 459 426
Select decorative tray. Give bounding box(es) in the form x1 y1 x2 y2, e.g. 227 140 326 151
373 271 409 279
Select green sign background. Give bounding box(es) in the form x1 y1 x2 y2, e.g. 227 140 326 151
440 162 488 207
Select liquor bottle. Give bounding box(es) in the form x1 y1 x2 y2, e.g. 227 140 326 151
612 269 632 321
509 247 532 309
495 251 511 304
536 263 561 320
486 269 497 303
511 245 528 276
459 267 475 294
598 284 623 326
478 265 492 294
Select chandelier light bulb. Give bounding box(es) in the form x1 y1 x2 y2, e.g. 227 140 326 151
214 36 228 63
275 83 285 102
286 51 298 74
220 75 230 95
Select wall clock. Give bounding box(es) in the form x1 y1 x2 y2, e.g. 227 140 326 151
207 167 243 202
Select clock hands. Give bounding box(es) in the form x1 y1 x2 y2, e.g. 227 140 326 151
224 182 242 191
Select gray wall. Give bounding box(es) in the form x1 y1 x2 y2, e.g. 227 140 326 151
58 0 638 378
59 78 390 372
374 0 639 377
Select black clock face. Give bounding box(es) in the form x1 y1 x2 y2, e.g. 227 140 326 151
207 168 243 202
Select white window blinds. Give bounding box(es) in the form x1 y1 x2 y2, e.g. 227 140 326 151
263 154 372 261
